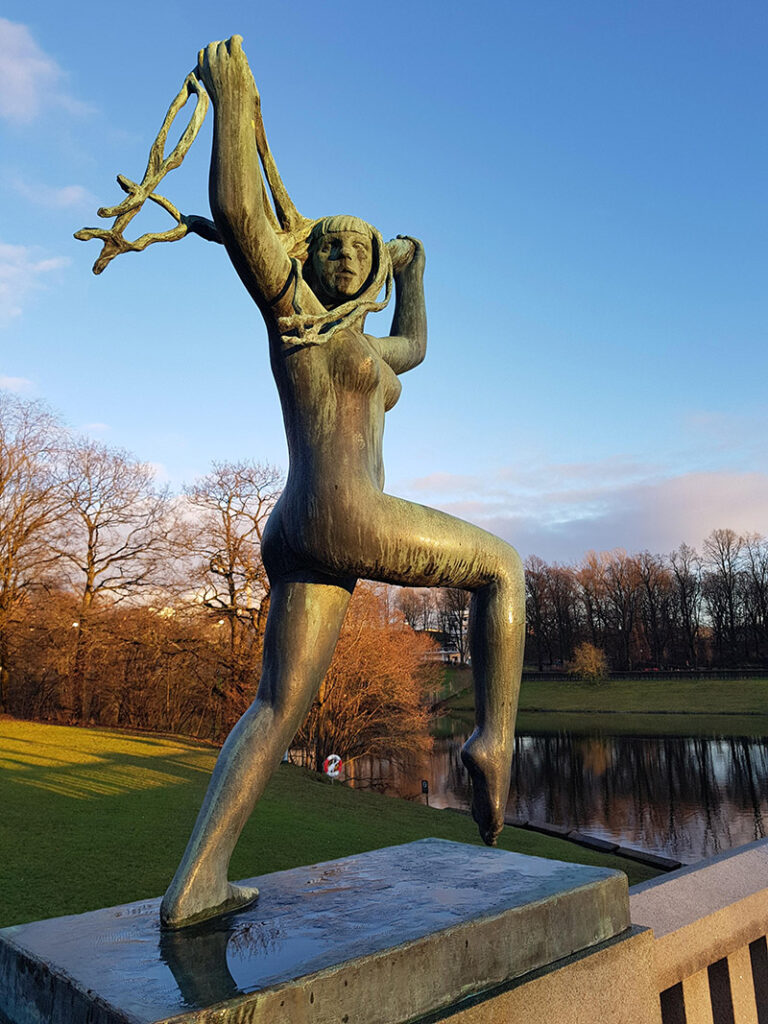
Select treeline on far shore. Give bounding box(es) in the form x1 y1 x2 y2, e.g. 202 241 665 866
521 538 768 673
398 536 768 676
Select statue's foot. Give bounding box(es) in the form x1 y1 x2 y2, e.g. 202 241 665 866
160 881 260 931
460 731 511 847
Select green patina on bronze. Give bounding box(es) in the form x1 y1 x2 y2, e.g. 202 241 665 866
77 35 526 931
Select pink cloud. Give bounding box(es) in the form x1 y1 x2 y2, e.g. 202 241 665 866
399 469 768 563
407 471 482 493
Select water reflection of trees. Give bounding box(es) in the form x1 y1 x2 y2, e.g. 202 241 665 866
345 728 768 861
504 732 768 860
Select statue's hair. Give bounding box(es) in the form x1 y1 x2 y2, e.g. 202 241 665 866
307 216 374 252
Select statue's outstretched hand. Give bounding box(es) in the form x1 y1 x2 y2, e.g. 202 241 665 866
197 35 258 108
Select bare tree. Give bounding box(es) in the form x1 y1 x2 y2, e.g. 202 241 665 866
669 543 702 668
525 555 552 671
575 552 610 652
176 460 283 733
52 438 171 719
0 394 65 710
603 551 642 670
702 529 744 666
397 588 421 630
546 564 580 665
742 533 768 664
636 551 675 668
396 587 436 632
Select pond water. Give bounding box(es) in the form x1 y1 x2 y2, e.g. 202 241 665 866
346 728 768 863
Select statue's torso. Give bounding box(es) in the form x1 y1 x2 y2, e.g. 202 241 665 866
262 323 402 576
270 324 400 498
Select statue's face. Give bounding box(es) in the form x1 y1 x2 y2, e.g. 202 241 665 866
311 231 373 304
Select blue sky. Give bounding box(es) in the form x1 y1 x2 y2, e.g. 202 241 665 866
2 1 766 562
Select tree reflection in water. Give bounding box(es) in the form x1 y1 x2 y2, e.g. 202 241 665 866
359 731 768 862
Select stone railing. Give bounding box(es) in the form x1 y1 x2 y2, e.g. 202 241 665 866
630 838 768 1024
437 838 768 1023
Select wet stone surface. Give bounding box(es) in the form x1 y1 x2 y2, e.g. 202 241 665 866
0 839 630 1024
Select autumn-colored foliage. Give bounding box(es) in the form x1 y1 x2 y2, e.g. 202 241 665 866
568 642 609 682
294 584 436 774
8 591 238 738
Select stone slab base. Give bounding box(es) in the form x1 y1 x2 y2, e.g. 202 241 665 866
0 838 629 1024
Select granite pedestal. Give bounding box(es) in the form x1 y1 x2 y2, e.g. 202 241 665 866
0 839 630 1024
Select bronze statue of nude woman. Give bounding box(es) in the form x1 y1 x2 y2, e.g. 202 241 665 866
78 35 525 930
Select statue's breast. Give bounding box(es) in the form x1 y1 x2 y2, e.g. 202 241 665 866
328 330 401 411
329 329 380 393
381 363 402 412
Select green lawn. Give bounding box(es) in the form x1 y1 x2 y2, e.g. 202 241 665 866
442 671 768 737
517 710 768 737
0 719 658 927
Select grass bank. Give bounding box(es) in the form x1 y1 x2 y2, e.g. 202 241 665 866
442 670 768 736
516 710 768 737
0 718 658 927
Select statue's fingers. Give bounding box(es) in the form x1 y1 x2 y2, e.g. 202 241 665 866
230 34 244 52
198 41 217 73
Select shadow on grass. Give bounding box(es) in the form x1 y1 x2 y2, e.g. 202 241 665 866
0 723 215 800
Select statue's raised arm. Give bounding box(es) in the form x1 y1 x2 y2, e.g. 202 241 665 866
380 234 427 374
196 37 315 318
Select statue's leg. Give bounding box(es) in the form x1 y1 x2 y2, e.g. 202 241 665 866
160 574 354 929
335 494 525 846
461 573 525 845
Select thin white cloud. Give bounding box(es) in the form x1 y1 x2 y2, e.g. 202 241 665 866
0 375 34 393
408 471 483 494
405 459 662 518
400 463 768 563
81 422 111 434
682 409 768 470
148 462 170 483
0 241 69 324
0 18 93 123
11 179 97 210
